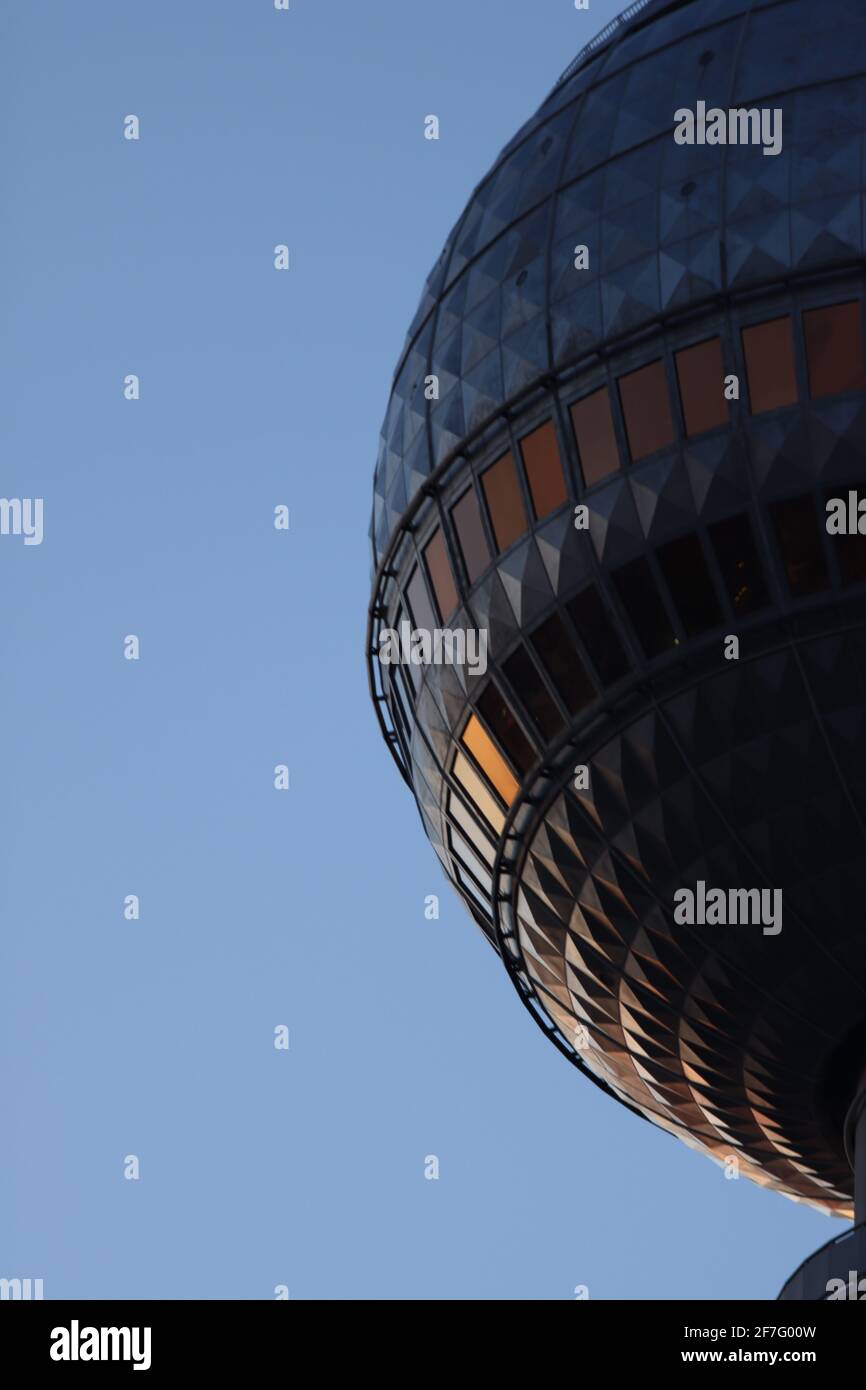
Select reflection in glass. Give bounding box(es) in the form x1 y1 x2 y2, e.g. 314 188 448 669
742 317 797 413
520 421 568 521
481 452 527 553
455 862 492 913
461 713 519 805
804 302 865 399
449 827 494 895
477 682 535 775
571 387 620 487
407 566 436 634
453 750 507 834
448 791 496 868
423 527 458 621
675 338 729 437
451 487 491 585
618 360 675 461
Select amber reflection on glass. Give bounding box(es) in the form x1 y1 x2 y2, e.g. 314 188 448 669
461 713 519 805
520 421 568 520
675 338 729 436
804 302 865 399
742 317 797 413
453 751 506 834
571 387 620 487
477 683 535 775
618 360 675 461
423 528 458 621
481 452 527 552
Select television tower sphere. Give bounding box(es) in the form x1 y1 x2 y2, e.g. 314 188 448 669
367 0 866 1295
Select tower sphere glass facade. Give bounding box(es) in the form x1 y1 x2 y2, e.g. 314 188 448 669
368 0 866 1220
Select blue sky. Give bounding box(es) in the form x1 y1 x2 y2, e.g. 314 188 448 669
0 0 833 1299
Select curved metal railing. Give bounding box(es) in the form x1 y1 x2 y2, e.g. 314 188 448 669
553 0 657 89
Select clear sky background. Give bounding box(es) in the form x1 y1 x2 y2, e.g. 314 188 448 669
0 0 834 1300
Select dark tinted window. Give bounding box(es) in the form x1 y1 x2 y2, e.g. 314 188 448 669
481 452 527 553
423 528 458 621
529 612 595 716
618 360 675 461
566 585 630 683
742 318 797 413
769 496 829 596
451 487 490 585
571 387 620 487
831 529 866 587
708 514 770 616
503 646 565 741
675 338 729 436
613 557 677 657
477 682 535 777
804 302 865 399
657 534 722 637
825 488 866 587
520 421 568 520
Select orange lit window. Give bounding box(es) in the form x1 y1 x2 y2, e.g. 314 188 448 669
461 714 519 805
423 528 458 621
481 452 527 552
742 318 797 413
477 682 535 776
453 752 506 835
520 421 568 520
618 360 675 461
571 387 619 487
675 338 729 436
804 302 865 399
